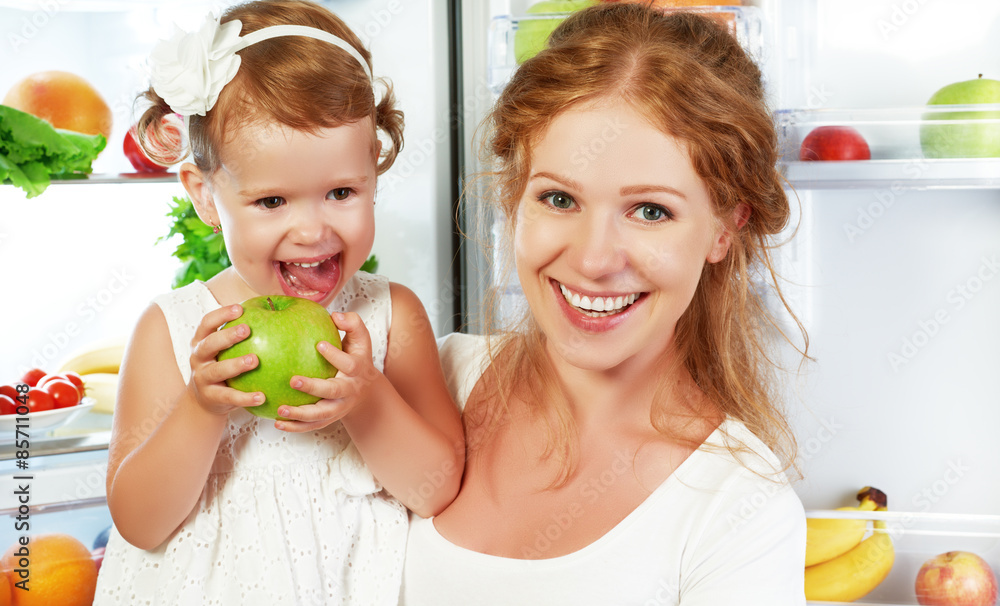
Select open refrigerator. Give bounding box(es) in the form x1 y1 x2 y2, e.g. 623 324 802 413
456 0 1000 604
0 0 457 599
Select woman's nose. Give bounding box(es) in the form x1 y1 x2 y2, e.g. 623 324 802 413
569 214 627 279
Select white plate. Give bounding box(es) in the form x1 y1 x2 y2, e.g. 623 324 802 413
0 398 96 439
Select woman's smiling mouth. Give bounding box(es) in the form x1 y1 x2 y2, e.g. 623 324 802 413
557 281 644 318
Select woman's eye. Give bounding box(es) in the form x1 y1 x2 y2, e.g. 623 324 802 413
633 204 670 222
541 191 574 210
257 196 284 209
328 188 352 201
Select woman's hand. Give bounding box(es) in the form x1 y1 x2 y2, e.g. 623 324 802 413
275 311 382 432
186 304 265 415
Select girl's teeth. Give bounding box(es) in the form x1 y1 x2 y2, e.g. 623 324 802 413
558 283 639 315
289 260 322 268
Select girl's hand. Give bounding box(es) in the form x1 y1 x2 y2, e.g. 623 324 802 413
187 304 265 415
275 311 381 432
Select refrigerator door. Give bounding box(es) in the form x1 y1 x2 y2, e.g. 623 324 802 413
461 1 1000 603
0 0 458 382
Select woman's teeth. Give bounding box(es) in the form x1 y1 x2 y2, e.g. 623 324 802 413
559 283 639 317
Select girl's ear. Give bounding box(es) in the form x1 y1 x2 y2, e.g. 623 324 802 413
707 203 751 264
178 162 218 226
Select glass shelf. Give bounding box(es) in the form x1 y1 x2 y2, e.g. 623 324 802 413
488 5 764 95
781 157 1000 190
804 509 1000 606
0 430 111 462
776 105 1000 190
52 172 179 185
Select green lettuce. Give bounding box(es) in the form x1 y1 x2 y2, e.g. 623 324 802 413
0 104 107 198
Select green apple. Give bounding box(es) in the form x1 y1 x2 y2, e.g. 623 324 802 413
513 0 597 64
217 295 341 419
920 74 1000 159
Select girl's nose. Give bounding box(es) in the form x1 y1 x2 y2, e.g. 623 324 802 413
288 201 329 244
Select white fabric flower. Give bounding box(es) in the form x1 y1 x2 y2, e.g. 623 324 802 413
149 16 244 117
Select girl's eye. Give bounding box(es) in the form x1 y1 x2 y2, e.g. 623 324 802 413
328 188 352 201
632 204 671 223
540 191 575 210
256 196 284 210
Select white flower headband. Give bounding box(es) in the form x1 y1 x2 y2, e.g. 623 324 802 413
149 15 372 118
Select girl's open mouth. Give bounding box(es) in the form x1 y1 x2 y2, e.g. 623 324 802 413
276 254 341 301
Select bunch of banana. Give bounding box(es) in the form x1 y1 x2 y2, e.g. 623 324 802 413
805 486 894 602
58 342 124 415
58 342 125 375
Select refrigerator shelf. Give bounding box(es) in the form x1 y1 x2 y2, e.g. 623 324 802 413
487 5 764 95
781 157 1000 191
776 105 1000 165
51 172 179 185
804 509 1000 606
0 430 110 462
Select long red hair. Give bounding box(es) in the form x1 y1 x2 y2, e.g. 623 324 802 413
474 3 807 478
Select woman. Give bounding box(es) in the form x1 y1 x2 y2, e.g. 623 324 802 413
402 4 807 604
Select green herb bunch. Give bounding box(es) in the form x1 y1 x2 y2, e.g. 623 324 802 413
158 196 231 289
159 195 378 289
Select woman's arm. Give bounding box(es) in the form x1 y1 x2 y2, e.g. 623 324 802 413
106 302 258 550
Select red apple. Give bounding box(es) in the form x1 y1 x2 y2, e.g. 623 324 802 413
915 551 998 606
123 113 184 172
92 546 105 574
799 125 871 161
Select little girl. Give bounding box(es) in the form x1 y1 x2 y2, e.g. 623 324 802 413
95 2 463 604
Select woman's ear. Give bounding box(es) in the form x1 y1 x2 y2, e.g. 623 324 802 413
707 204 751 264
178 162 218 226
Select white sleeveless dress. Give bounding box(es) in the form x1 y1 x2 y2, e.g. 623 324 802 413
94 272 407 606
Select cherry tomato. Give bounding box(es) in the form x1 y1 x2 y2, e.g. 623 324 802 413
43 379 81 409
20 368 47 387
0 395 16 415
38 373 67 389
62 371 86 393
38 373 86 394
0 384 18 401
25 388 55 413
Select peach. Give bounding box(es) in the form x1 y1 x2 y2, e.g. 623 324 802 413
3 70 112 139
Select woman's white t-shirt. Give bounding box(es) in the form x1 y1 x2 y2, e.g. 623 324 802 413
400 333 806 606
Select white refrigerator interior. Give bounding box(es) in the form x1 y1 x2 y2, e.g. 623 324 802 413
0 0 456 380
460 0 1000 603
0 0 455 570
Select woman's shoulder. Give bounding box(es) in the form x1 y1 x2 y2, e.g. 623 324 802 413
436 333 491 410
683 418 798 497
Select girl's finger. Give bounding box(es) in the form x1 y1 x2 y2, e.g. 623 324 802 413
205 384 264 409
193 304 243 344
315 342 359 376
289 375 340 401
209 353 259 384
275 399 348 426
333 312 372 357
